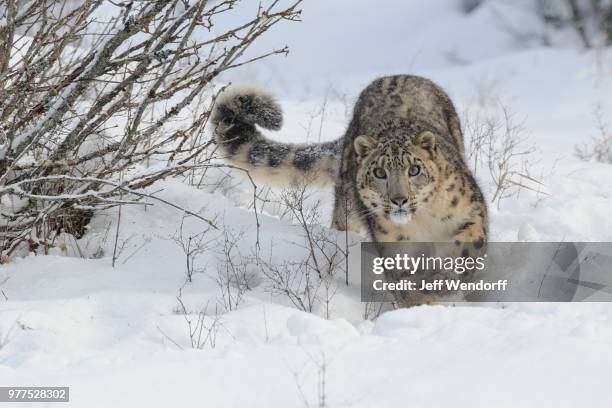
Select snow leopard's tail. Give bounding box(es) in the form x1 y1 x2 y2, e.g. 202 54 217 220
211 86 341 187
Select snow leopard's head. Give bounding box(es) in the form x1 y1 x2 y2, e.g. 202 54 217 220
354 131 439 225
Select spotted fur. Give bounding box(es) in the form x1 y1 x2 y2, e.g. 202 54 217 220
332 75 487 256
211 85 341 186
212 77 487 252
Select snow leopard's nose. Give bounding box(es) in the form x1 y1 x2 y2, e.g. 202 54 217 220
391 196 408 208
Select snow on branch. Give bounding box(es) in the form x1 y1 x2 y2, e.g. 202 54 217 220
0 0 302 255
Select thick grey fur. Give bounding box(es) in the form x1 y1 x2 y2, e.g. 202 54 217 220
212 76 486 243
211 85 341 183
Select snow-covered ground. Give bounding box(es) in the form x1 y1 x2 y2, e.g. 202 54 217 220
2 1 612 406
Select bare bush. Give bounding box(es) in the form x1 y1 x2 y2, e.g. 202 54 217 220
0 317 16 349
297 84 355 142
293 351 329 408
575 104 612 163
0 0 302 256
215 227 257 311
464 104 544 208
464 109 499 173
260 251 322 314
176 291 222 350
0 275 8 301
537 0 612 47
259 179 345 318
363 300 385 321
171 213 215 283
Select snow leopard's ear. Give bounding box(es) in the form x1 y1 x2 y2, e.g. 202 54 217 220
414 131 436 155
354 135 378 157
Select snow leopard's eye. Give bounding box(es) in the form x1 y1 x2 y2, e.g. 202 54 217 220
408 164 420 177
373 167 387 179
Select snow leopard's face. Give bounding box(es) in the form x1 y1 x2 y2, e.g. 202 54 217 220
354 132 439 225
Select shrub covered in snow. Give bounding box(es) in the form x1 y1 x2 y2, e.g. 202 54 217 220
0 0 301 256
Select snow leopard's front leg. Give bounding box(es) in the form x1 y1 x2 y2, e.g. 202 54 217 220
331 181 361 233
451 213 487 262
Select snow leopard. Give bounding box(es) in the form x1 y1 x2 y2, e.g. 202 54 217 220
211 75 487 262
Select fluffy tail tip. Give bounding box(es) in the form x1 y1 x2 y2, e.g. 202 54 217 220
211 85 283 130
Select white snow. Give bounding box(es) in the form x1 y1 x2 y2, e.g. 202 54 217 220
2 1 612 406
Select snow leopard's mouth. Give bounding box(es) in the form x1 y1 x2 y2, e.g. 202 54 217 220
389 208 415 225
